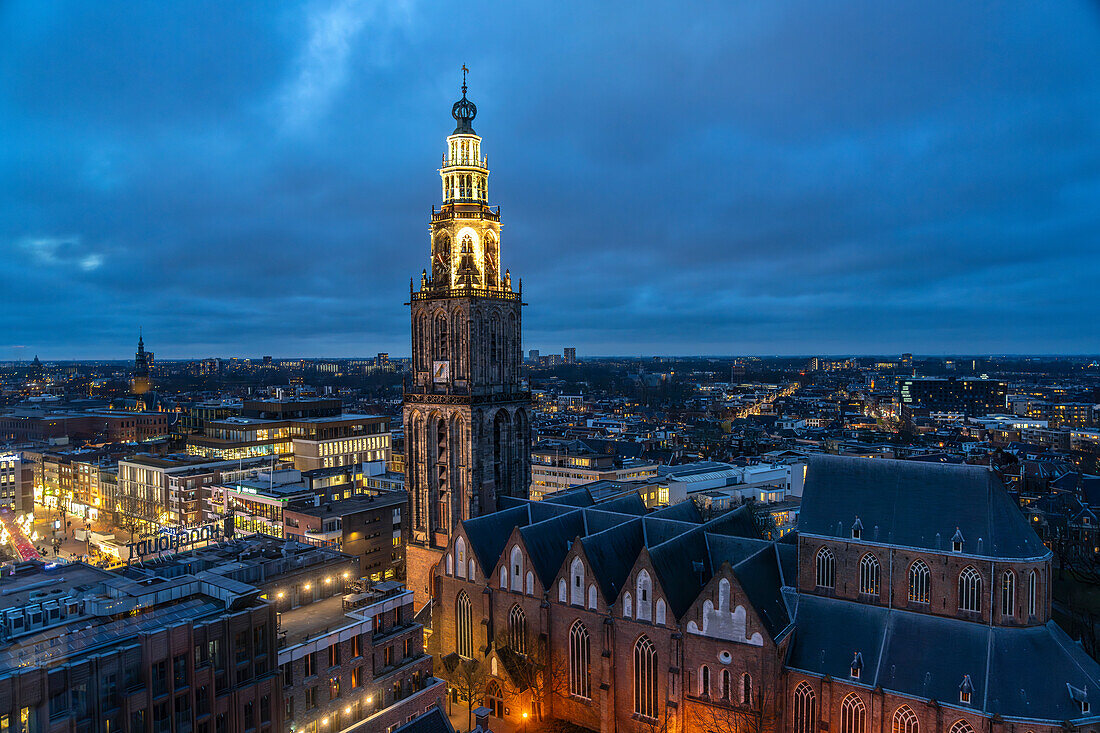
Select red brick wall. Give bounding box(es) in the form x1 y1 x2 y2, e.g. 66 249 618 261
797 536 1052 625
407 543 444 611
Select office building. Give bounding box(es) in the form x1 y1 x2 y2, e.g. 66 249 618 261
900 377 1008 420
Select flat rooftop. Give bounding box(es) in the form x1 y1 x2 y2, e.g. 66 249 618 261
286 492 407 516
280 594 348 647
0 563 113 611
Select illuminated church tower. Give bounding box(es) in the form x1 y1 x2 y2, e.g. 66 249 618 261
132 332 151 395
403 73 531 608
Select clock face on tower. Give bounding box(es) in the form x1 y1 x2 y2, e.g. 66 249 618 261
433 360 450 383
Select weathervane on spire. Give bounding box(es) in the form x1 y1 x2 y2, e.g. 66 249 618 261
452 65 477 133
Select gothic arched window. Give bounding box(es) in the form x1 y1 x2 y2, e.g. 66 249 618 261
841 694 866 733
722 669 731 700
700 665 711 696
909 559 930 604
859 554 880 596
1001 570 1016 618
1028 569 1038 617
636 570 652 622
816 547 835 588
633 635 658 719
959 566 982 613
949 721 975 733
435 314 448 360
456 591 473 657
570 557 585 606
455 537 466 580
741 672 752 704
794 682 816 733
893 706 919 733
510 545 523 593
508 604 527 655
569 621 590 699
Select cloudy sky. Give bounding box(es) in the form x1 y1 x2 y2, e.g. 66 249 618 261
2 1 1099 359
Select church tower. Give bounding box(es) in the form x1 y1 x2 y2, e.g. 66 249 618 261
132 332 151 395
403 74 531 608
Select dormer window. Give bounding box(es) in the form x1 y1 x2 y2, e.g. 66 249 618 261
1068 684 1090 714
851 518 863 541
952 528 965 553
850 652 863 680
959 675 974 705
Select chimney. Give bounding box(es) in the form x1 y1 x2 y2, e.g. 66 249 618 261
473 706 492 732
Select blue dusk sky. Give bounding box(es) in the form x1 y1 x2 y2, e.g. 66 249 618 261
1 1 1099 359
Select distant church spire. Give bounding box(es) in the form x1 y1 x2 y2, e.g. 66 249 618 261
133 331 151 395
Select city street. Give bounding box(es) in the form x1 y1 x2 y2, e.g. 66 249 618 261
26 505 135 564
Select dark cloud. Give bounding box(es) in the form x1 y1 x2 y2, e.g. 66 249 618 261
1 0 1098 359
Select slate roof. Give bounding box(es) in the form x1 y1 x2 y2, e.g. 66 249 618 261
650 499 704 523
789 594 1100 723
518 510 586 588
463 504 531 576
649 527 712 618
580 518 645 603
800 455 1049 559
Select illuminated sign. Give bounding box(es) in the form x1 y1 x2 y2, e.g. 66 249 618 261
126 518 234 560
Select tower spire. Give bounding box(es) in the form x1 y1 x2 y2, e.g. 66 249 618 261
461 64 468 95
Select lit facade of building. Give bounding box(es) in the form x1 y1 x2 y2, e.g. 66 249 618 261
186 407 390 470
117 454 277 532
530 443 657 501
0 453 32 513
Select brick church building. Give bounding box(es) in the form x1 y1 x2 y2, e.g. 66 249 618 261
430 455 1100 733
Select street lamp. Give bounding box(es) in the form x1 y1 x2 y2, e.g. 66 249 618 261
523 711 528 733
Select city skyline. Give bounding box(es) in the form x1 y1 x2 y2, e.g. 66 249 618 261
3 1 1100 359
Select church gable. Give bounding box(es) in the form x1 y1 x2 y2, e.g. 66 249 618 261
617 548 672 626
685 565 766 647
442 525 479 582
494 528 540 597
553 538 602 611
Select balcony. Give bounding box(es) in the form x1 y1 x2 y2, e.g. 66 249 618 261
430 207 499 223
441 155 487 169
411 285 518 302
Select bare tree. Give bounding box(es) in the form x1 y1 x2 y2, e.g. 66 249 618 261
443 656 488 731
492 627 571 722
685 676 780 733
